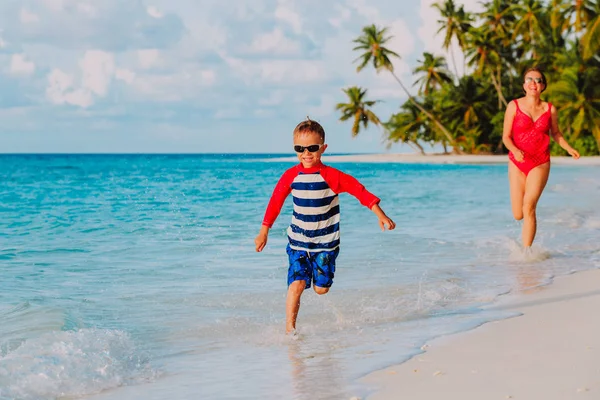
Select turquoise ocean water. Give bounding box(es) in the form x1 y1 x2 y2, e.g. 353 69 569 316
1 154 599 400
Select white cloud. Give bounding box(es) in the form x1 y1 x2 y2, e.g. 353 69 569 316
0 36 7 48
307 94 337 118
46 69 94 108
200 69 216 84
0 0 498 153
44 50 120 108
130 67 216 101
275 1 302 34
40 0 94 14
147 6 163 19
214 108 242 120
247 28 300 56
328 5 352 28
115 68 136 84
222 52 326 85
77 3 97 17
10 54 36 75
137 49 160 69
347 0 380 22
258 60 324 83
40 0 65 11
80 50 115 96
258 90 286 106
386 19 415 59
20 8 40 23
4 1 185 52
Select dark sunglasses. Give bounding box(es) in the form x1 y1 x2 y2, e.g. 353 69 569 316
294 144 323 153
525 77 544 84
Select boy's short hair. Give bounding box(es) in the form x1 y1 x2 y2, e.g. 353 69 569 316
293 117 325 141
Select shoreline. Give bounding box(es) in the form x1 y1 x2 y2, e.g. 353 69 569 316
268 153 600 165
359 268 600 399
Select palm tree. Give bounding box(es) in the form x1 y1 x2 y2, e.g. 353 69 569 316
384 102 430 154
563 0 596 33
509 0 547 59
464 28 507 107
413 52 453 95
548 0 571 36
474 0 516 107
581 2 600 60
477 0 514 45
440 76 494 130
456 126 492 154
335 86 381 137
545 66 600 150
343 3 600 155
433 0 472 78
353 24 462 152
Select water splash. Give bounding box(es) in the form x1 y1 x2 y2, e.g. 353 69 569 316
0 329 157 400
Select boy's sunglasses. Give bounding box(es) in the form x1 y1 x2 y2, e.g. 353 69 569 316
525 77 544 84
294 144 323 153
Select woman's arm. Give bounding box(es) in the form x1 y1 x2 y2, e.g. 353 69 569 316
549 104 580 158
502 101 523 161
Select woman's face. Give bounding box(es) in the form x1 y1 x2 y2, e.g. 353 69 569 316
523 71 545 96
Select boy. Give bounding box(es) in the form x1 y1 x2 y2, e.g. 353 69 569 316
254 118 395 335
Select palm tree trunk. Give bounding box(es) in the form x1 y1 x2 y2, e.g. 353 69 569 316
450 45 459 81
490 68 507 108
530 23 537 59
497 65 503 106
411 140 426 155
388 70 463 154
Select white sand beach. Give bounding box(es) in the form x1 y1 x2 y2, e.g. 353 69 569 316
362 269 600 400
320 153 600 165
269 153 600 165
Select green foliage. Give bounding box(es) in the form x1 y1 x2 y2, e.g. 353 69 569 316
339 0 600 155
335 87 381 137
551 134 599 156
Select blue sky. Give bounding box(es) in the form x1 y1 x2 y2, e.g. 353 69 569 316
0 0 480 153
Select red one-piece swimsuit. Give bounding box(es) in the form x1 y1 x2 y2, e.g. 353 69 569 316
508 99 552 176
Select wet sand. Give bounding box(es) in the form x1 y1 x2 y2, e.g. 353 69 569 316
362 269 600 399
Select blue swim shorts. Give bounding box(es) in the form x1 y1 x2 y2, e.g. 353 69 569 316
286 244 340 289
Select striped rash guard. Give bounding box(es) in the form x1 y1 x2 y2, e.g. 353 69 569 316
262 162 380 252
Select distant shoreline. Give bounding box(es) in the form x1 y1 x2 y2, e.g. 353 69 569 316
269 153 600 166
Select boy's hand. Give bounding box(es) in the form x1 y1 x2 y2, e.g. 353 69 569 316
371 203 396 231
378 216 396 231
255 225 270 252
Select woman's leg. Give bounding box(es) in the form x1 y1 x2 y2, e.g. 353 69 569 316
508 161 526 220
522 162 550 247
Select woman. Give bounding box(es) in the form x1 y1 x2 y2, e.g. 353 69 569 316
502 67 580 249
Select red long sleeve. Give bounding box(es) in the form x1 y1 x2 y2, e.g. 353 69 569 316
320 165 380 208
261 163 380 228
261 166 297 227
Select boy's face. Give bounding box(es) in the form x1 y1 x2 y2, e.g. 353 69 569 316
293 131 327 168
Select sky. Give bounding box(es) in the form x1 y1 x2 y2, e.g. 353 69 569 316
0 0 481 154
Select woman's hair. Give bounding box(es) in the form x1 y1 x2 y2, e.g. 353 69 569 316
523 66 547 93
293 116 325 141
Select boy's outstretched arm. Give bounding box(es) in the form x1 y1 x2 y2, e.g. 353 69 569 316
255 167 295 252
321 166 396 231
371 203 396 231
255 225 270 252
